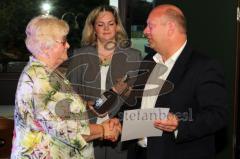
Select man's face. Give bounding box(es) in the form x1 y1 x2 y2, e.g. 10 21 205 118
143 12 168 52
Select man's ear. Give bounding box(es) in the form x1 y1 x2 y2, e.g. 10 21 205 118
167 21 176 36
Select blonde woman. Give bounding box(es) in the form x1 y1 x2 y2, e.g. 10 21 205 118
67 5 142 159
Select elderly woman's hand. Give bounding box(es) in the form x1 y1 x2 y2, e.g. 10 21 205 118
101 118 121 142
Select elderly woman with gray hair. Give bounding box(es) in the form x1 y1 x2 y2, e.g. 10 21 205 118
11 15 121 159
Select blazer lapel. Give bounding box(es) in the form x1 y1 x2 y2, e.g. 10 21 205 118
84 46 101 97
155 44 193 109
166 44 193 86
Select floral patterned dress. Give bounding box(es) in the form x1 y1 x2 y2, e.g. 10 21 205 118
11 56 94 159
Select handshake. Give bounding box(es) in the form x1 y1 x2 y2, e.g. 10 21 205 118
100 118 121 142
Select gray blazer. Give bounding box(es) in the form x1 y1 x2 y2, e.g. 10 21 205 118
66 45 142 118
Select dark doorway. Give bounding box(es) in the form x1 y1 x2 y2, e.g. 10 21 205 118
235 1 240 158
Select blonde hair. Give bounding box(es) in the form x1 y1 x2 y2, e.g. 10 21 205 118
25 15 69 56
81 5 127 46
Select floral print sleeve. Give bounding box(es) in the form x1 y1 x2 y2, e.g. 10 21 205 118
11 57 94 159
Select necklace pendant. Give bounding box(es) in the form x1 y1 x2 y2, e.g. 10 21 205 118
100 58 111 66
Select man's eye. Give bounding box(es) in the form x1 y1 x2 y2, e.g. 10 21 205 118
148 25 153 29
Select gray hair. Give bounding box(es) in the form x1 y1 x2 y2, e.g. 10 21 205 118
25 15 69 56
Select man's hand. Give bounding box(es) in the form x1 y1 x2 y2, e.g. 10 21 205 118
154 113 179 132
101 118 121 142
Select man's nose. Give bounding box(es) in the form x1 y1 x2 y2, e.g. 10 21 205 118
143 27 149 37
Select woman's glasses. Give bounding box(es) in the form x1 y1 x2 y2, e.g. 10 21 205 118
55 37 68 46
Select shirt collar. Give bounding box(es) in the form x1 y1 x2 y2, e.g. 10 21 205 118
29 56 55 72
153 40 187 65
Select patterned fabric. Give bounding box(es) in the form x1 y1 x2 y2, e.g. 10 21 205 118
11 56 94 159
